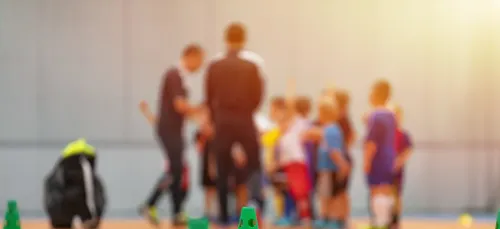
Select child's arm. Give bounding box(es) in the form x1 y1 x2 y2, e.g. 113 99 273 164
139 100 157 126
364 142 376 175
323 83 336 98
284 77 297 116
364 115 381 174
394 148 412 172
345 119 356 148
194 131 206 153
394 132 414 172
264 148 276 174
347 131 356 149
302 126 323 142
330 150 350 179
208 150 217 179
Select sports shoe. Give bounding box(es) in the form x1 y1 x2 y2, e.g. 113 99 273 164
139 206 160 226
274 217 293 227
313 219 327 229
326 221 340 229
230 214 240 225
172 212 188 226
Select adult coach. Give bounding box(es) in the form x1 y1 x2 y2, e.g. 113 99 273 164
204 22 265 226
139 44 204 226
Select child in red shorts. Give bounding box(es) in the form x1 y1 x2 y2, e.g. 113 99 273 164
273 79 313 224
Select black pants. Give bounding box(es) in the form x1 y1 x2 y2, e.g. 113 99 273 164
211 119 262 224
148 133 185 215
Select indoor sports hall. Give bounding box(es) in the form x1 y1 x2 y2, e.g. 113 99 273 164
1 1 499 229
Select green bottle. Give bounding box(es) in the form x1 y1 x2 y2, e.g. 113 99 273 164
188 217 209 229
3 200 20 229
238 207 258 229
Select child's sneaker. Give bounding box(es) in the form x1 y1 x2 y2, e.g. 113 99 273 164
326 221 340 229
230 215 240 225
139 206 160 227
207 215 218 223
274 217 293 227
172 212 188 226
313 219 327 228
299 218 312 227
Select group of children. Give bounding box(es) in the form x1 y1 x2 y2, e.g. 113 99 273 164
265 80 413 229
258 82 354 229
194 79 412 229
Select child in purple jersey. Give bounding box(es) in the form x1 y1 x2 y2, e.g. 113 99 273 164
390 105 413 229
364 80 397 228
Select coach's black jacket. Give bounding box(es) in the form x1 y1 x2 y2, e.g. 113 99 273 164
205 50 264 123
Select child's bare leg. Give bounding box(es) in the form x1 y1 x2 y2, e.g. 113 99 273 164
317 172 330 220
330 194 343 221
318 196 328 219
204 187 217 217
273 187 284 218
327 196 340 221
391 190 402 228
337 192 349 222
344 191 351 224
235 184 248 210
296 198 311 222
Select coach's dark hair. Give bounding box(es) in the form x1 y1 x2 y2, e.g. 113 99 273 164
182 44 203 57
373 79 391 102
225 22 246 43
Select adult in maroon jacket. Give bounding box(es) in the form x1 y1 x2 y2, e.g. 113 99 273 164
204 23 264 226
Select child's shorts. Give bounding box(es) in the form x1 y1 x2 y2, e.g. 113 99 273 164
331 171 351 196
283 162 311 200
269 168 288 190
393 174 404 195
200 141 216 188
367 169 394 186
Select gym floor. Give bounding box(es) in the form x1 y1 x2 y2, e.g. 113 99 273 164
21 219 494 229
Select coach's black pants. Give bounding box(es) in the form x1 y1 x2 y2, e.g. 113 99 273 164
149 133 185 215
212 118 262 224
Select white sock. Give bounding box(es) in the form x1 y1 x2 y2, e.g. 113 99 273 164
371 194 394 227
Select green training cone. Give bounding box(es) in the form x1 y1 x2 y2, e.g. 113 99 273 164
3 200 20 229
496 210 500 229
238 207 258 229
188 217 209 229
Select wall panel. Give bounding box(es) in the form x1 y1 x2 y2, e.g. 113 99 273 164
37 0 125 141
0 0 41 141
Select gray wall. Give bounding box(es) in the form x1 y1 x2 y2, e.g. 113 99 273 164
1 0 500 217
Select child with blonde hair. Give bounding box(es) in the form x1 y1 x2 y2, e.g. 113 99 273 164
309 94 350 229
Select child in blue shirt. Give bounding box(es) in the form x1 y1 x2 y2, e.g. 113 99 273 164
311 96 350 229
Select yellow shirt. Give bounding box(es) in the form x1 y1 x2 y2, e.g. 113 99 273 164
261 128 280 170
